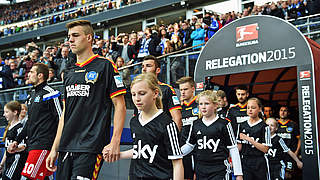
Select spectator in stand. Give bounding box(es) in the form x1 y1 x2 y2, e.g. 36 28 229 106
270 2 285 19
159 29 169 55
0 57 15 108
170 34 184 85
115 56 131 88
47 68 58 83
163 39 174 55
51 45 70 80
112 33 136 65
181 21 192 48
190 22 205 50
190 16 198 30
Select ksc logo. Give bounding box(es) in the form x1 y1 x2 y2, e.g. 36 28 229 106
299 71 311 80
236 23 259 47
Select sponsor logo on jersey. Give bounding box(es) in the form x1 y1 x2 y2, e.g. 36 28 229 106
34 96 41 103
268 148 277 157
236 116 249 123
277 133 291 139
182 116 198 126
236 23 259 47
197 136 220 152
85 71 99 84
299 70 311 81
133 140 158 163
66 84 90 97
192 108 199 116
172 96 180 105
114 75 124 88
240 132 260 148
75 69 86 73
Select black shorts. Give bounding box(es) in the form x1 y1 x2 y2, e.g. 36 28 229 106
183 155 194 179
242 156 270 180
195 160 232 180
269 160 286 180
56 152 103 180
2 153 27 180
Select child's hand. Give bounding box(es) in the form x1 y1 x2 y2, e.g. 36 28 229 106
239 133 248 141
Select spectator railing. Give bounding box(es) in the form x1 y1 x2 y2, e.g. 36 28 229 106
288 13 320 39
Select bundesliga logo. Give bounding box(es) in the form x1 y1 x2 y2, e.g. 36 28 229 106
299 70 311 81
236 23 259 47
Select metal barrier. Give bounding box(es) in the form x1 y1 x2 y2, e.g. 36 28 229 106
288 13 320 39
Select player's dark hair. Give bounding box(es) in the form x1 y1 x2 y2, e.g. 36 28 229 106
33 63 49 81
176 76 195 87
236 85 248 92
2 101 21 142
131 73 163 109
143 55 160 69
216 90 226 98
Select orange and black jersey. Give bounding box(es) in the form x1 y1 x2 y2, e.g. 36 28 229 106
129 110 182 179
237 119 272 157
16 82 62 151
277 119 300 151
59 55 126 154
133 81 181 118
267 134 290 163
226 103 249 135
181 96 198 145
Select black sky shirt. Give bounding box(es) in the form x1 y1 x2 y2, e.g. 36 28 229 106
129 111 182 179
267 134 290 163
59 55 126 153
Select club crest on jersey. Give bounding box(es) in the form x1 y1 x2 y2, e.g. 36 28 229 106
286 127 293 132
34 96 41 103
85 71 99 84
192 108 199 115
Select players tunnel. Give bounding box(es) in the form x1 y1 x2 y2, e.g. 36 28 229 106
194 15 320 179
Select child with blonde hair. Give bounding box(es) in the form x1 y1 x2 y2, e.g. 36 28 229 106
119 73 184 180
182 90 243 180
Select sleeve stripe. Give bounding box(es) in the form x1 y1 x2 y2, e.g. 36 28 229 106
279 137 290 152
167 122 182 156
44 86 62 118
265 126 272 146
186 122 194 144
169 106 182 111
227 122 236 146
110 89 126 98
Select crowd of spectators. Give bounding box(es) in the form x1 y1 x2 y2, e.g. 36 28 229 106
1 0 319 91
0 0 143 37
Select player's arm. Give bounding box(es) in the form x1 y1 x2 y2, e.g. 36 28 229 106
46 101 65 172
295 136 301 156
103 94 126 162
287 150 303 169
172 159 184 180
170 109 182 131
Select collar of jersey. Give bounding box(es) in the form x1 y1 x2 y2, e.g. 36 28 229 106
247 118 262 127
202 115 219 127
236 102 247 108
184 96 197 107
278 119 289 125
139 109 163 126
34 81 47 92
271 134 277 139
75 54 99 67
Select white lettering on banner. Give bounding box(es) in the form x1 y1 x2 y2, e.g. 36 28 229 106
301 85 314 155
205 47 296 70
